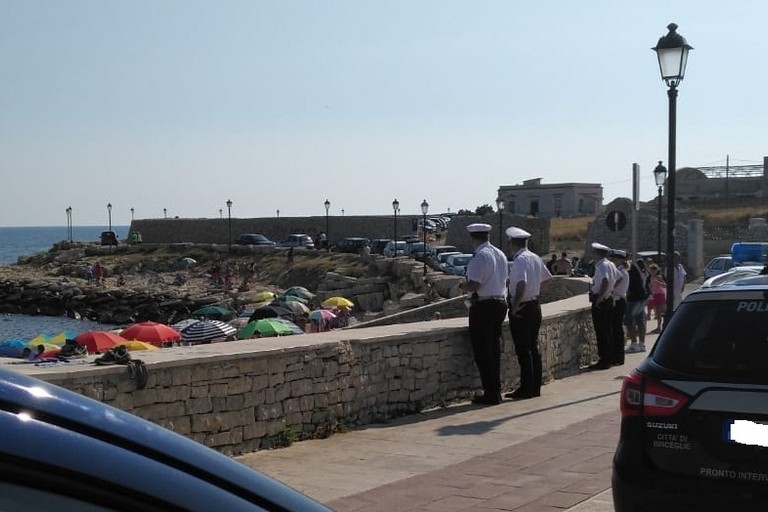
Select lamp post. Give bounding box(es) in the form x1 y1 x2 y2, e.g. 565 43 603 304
107 203 112 232
420 199 429 275
219 208 223 219
65 206 73 242
392 199 399 258
653 22 692 320
653 161 667 260
226 199 233 249
130 207 134 222
163 208 167 219
324 199 331 251
496 198 505 248
276 209 280 218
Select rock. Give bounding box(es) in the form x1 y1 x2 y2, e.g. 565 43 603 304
398 292 429 309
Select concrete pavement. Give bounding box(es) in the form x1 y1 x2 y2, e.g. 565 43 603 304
238 334 659 511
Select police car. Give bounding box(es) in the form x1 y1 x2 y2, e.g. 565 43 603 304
612 274 768 511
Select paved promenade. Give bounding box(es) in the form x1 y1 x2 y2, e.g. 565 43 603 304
239 334 658 511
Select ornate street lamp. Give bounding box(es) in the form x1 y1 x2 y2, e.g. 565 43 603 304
226 199 233 249
420 199 429 275
653 22 692 320
276 209 280 218
130 207 134 222
496 198 505 248
163 208 167 219
324 199 331 251
107 203 112 232
219 208 223 219
65 206 73 242
392 199 399 258
653 161 667 260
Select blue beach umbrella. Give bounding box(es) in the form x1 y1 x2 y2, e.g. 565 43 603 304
0 339 27 358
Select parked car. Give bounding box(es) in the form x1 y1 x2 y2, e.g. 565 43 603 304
404 241 435 261
436 251 462 272
100 231 118 246
700 264 764 288
278 234 315 249
370 238 393 254
0 367 332 511
383 240 407 257
703 255 734 278
234 233 276 246
444 253 473 275
332 237 370 253
433 245 458 257
612 274 768 511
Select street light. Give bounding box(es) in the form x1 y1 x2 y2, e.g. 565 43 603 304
226 199 233 249
276 209 280 218
496 198 505 248
324 199 331 251
392 199 399 258
107 203 112 232
130 207 134 222
653 22 692 320
65 206 73 242
420 199 429 275
653 161 667 260
163 208 167 219
219 208 223 219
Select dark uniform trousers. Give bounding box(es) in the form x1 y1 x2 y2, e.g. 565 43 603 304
509 300 543 396
611 298 626 365
591 299 614 367
468 299 508 401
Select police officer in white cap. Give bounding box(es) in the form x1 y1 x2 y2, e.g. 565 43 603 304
609 249 629 366
589 242 619 370
459 223 508 405
505 226 552 400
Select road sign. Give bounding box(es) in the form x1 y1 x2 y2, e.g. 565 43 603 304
606 210 626 232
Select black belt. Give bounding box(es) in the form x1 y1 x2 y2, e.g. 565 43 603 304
520 299 539 305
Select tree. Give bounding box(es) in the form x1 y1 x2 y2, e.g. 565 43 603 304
475 204 494 216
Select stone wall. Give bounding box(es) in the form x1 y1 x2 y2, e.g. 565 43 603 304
29 299 596 456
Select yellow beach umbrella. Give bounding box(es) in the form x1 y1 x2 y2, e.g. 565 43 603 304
251 291 276 302
28 334 49 346
123 340 160 351
321 296 354 308
48 332 70 345
25 341 60 352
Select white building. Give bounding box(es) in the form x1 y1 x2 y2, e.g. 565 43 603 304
498 178 603 218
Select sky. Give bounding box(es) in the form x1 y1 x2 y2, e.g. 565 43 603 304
1 1 766 227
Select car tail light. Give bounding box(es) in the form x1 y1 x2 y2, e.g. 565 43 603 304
620 369 690 417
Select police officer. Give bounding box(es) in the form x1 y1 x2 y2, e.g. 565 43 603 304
505 227 552 400
609 249 629 366
589 242 618 370
459 223 508 406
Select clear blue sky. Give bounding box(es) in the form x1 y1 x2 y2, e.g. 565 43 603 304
1 1 765 227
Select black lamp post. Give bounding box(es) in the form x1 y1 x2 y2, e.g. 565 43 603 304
226 199 233 249
496 198 505 248
65 206 73 242
653 161 667 260
392 199 399 257
324 199 330 251
163 208 167 219
653 22 692 319
276 209 280 218
420 199 429 275
107 203 112 232
219 208 223 219
130 207 134 222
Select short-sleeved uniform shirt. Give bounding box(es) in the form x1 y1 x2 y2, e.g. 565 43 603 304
591 257 618 300
508 248 552 301
465 241 508 298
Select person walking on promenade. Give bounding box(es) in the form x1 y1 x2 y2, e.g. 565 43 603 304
609 250 629 366
647 264 666 333
625 258 650 353
672 251 687 311
504 226 552 400
459 223 508 406
589 242 618 370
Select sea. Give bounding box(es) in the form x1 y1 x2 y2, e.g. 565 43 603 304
0 225 129 341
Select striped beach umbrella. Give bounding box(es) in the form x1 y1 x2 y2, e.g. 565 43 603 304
180 320 237 344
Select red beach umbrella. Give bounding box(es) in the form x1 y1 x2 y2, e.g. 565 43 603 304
74 331 126 354
120 321 181 347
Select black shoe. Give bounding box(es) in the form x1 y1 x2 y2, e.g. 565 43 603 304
504 389 537 400
58 341 87 359
95 345 131 366
588 362 611 370
612 360 624 366
471 394 502 406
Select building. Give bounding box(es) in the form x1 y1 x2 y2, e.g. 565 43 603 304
497 178 603 218
675 156 768 201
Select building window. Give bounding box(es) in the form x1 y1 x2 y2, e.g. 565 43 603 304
554 194 563 217
530 199 539 217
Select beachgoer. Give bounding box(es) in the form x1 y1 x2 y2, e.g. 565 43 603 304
647 264 666 333
552 252 573 276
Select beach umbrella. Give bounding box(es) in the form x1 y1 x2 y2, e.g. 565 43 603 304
240 319 295 338
47 332 75 346
278 300 311 315
122 340 160 352
27 334 50 346
25 341 60 352
309 309 336 322
272 318 306 335
251 291 276 302
180 257 197 268
74 331 127 354
274 294 308 305
120 321 181 346
171 318 199 331
322 296 354 308
284 286 315 300
249 305 293 322
180 320 237 344
192 305 232 319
